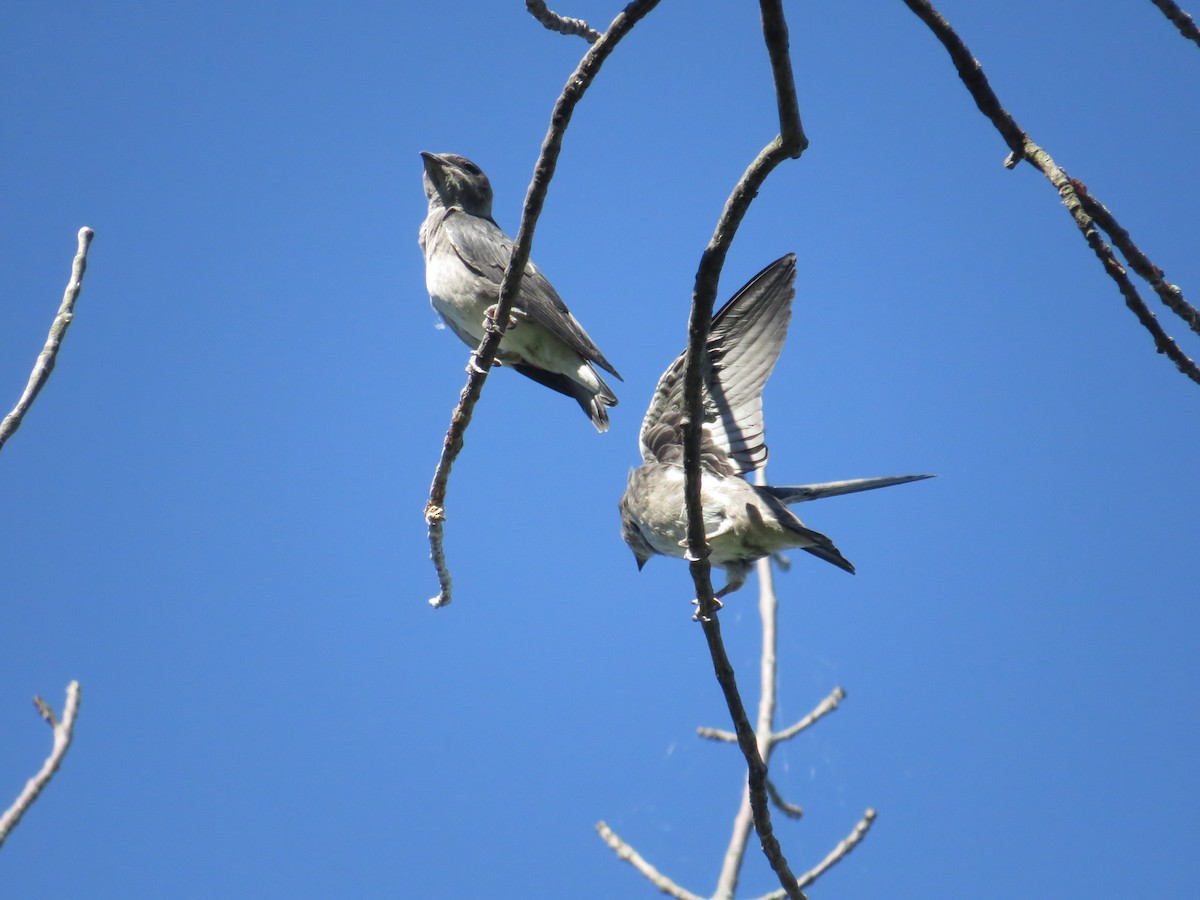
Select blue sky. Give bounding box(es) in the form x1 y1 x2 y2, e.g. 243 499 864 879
2 2 1198 897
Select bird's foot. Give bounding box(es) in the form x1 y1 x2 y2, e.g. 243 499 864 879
690 596 723 622
466 354 489 375
484 304 521 332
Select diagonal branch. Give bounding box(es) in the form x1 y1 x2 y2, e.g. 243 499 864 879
901 0 1200 385
765 778 805 820
696 615 806 898
752 809 878 900
774 686 846 744
525 1 601 43
425 0 662 607
1148 0 1200 46
713 473 784 899
0 228 95 453
0 682 82 849
595 821 706 900
1071 182 1200 338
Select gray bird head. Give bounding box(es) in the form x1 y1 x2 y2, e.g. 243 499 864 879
618 482 655 571
420 152 494 219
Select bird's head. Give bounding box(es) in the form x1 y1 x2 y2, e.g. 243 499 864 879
618 492 655 572
420 152 494 218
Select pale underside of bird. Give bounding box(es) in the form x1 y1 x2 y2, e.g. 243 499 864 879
619 254 931 600
418 151 621 432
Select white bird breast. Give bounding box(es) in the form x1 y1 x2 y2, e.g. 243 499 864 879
633 466 759 564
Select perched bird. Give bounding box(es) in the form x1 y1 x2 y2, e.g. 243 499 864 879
619 254 931 599
418 151 621 431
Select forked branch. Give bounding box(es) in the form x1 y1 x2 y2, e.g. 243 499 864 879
902 0 1200 385
754 809 877 899
0 682 82 849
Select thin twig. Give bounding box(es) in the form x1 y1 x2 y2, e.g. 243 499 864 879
901 0 1200 385
765 779 804 820
0 228 95 453
751 810 878 899
525 1 601 43
1072 182 1200 337
1148 0 1200 46
0 682 82 849
425 0 662 607
697 725 737 742
773 686 846 744
595 822 706 900
682 5 809 897
758 0 807 154
796 809 877 892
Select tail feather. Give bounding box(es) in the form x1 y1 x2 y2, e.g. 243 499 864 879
510 363 617 432
787 522 856 574
771 501 856 574
801 542 856 574
766 474 934 504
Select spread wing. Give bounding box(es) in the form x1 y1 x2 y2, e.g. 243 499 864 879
639 255 796 476
439 208 621 379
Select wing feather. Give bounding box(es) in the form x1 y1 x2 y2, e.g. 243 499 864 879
639 255 797 476
440 209 621 378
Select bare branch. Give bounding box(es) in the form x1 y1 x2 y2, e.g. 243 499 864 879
681 9 812 896
0 228 95 453
679 2 809 611
766 779 804 820
1148 0 1200 46
697 725 737 742
796 809 877 891
901 0 1200 385
425 0 662 607
595 822 706 900
525 1 601 43
685 137 797 619
758 0 807 154
713 471 787 898
1072 182 1200 338
685 0 811 618
1026 143 1200 384
751 809 878 900
773 686 846 744
0 682 82 849
717 790 756 900
695 615 806 898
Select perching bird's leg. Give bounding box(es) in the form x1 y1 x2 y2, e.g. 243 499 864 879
691 595 725 621
484 303 522 331
680 519 734 561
